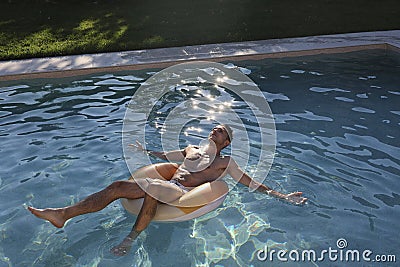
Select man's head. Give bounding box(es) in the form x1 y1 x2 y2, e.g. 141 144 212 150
208 124 233 149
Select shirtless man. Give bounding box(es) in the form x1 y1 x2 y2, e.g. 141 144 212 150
28 124 307 256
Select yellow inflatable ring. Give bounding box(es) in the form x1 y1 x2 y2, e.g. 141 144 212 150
121 163 229 222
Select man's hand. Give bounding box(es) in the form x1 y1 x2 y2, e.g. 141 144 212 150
128 140 146 153
284 192 307 205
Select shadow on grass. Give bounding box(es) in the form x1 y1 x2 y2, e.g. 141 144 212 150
0 1 132 59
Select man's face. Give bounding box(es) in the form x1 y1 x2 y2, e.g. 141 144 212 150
208 125 230 146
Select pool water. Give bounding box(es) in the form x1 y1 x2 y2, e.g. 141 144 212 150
0 49 399 266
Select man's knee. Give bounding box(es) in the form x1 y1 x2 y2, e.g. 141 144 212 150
108 180 144 196
109 180 127 190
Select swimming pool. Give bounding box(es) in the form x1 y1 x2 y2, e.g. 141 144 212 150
0 49 399 266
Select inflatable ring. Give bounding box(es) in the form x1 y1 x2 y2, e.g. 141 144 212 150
121 163 229 222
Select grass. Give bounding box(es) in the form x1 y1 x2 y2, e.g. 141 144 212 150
0 0 399 60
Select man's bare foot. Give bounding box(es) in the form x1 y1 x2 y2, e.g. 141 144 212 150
111 237 134 256
28 206 67 228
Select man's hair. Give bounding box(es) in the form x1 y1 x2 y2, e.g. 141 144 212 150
220 124 233 142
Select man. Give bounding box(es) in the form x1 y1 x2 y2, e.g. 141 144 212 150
28 124 307 256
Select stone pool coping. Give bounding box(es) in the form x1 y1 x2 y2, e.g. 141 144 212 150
0 30 399 81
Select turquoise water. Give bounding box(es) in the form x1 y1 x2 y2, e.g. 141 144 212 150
0 49 399 266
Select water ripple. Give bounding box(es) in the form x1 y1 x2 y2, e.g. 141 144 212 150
0 50 399 266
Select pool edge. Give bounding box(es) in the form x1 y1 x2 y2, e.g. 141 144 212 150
1 30 399 81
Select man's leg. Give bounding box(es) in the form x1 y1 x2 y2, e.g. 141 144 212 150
111 193 159 256
29 177 186 256
28 180 146 228
110 179 187 256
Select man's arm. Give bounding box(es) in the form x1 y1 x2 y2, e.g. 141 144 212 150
129 141 186 162
226 158 307 205
147 149 186 162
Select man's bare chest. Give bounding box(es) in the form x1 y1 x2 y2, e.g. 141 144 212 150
184 147 227 170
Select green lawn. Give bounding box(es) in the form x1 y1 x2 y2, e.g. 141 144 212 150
0 0 399 60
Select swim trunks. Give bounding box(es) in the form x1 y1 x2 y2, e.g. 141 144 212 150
168 179 189 193
134 177 190 204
